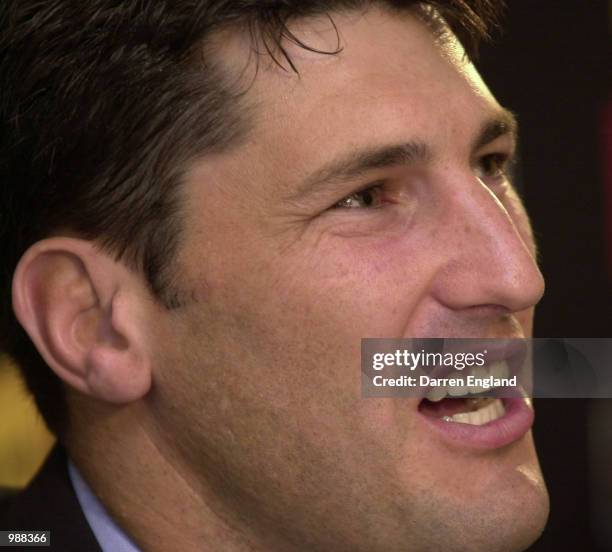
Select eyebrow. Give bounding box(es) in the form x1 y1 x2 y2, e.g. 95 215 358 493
472 110 518 152
289 109 518 201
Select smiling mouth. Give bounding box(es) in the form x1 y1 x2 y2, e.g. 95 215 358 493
417 393 533 450
415 356 534 449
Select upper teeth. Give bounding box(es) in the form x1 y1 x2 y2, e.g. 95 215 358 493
425 360 510 402
442 399 506 425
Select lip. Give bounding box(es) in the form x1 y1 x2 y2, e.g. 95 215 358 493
417 397 534 450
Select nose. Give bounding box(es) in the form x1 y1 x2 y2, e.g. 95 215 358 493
431 176 545 314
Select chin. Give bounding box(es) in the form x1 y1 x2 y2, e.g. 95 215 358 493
478 497 549 552
389 428 549 552
453 449 550 552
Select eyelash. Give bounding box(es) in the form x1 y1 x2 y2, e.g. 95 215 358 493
476 152 511 181
333 181 388 210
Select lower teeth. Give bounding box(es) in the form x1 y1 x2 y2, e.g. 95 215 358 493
441 399 505 425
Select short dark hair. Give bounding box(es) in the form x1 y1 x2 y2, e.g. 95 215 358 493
0 0 502 436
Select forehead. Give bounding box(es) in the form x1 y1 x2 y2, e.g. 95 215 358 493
196 7 501 191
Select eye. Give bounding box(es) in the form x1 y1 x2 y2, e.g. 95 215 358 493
333 183 386 209
475 153 510 182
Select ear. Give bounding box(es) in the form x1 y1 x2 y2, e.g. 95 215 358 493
12 238 153 403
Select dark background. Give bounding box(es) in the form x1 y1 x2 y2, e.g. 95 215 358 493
478 1 612 550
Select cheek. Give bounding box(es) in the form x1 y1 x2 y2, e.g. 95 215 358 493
172 231 439 425
174 210 442 408
264 232 438 340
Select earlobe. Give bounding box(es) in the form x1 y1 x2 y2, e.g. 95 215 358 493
12 238 152 404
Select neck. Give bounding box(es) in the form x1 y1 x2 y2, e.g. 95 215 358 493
65 401 272 552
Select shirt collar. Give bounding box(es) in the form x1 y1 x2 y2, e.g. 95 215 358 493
68 460 141 552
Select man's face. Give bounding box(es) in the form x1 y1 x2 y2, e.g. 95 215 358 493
150 7 548 551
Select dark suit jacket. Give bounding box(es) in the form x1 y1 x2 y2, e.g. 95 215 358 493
0 446 102 551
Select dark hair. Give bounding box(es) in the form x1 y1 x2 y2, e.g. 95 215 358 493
0 0 502 436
